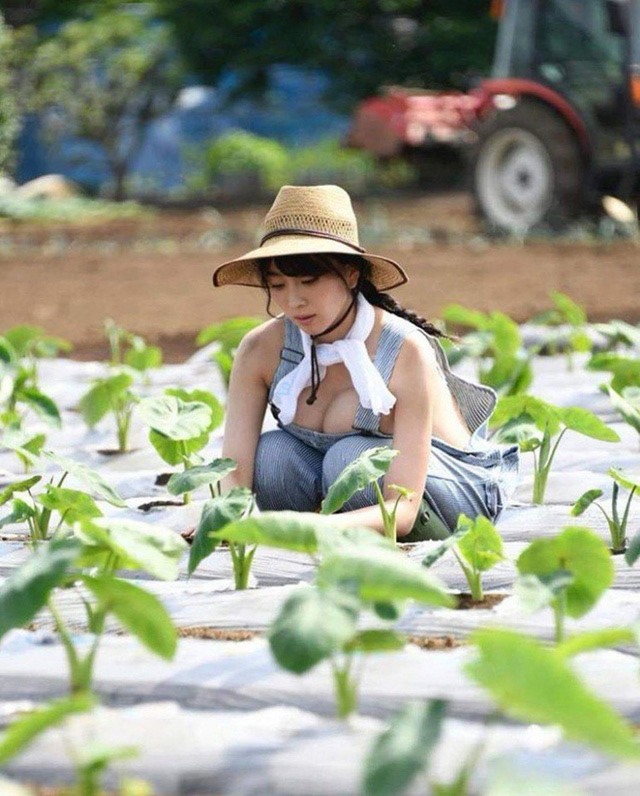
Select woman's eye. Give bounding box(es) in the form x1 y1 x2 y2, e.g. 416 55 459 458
269 283 284 291
301 278 317 285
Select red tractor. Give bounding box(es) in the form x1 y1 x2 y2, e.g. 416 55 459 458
348 0 640 232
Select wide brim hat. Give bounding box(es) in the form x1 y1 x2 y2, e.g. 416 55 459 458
212 184 408 291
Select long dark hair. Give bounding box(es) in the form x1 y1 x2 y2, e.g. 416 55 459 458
258 253 447 339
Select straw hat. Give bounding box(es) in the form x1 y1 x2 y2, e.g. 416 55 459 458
212 184 408 291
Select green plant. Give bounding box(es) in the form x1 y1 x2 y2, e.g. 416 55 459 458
0 516 185 696
442 305 533 395
204 131 289 193
0 424 46 472
607 384 640 443
0 338 62 432
572 468 639 554
79 371 138 453
587 352 640 392
104 319 162 374
515 527 614 643
196 317 262 388
466 627 640 759
0 475 102 544
137 390 224 497
491 394 620 504
320 446 402 541
592 319 640 352
3 324 72 360
422 514 505 602
528 291 592 369
187 485 255 589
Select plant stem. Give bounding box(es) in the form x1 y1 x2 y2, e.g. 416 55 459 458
331 656 358 719
48 595 87 695
372 480 395 542
229 543 257 589
553 594 566 644
453 549 483 601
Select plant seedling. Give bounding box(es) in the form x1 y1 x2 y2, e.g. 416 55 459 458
3 324 72 361
138 390 224 497
421 514 505 602
592 319 640 353
268 528 453 719
320 446 402 541
104 318 162 374
0 516 186 696
0 423 46 472
467 627 640 760
587 352 640 393
491 394 620 504
515 526 614 643
442 304 533 395
0 356 61 431
572 468 639 554
528 291 592 369
187 485 256 589
197 317 262 387
79 371 138 453
607 385 640 445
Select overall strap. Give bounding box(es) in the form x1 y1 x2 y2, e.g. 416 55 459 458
268 318 304 405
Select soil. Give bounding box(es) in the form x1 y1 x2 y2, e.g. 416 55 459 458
2 192 638 362
455 592 507 610
176 627 261 641
408 634 464 650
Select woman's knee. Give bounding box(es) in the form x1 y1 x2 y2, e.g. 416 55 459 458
253 430 322 511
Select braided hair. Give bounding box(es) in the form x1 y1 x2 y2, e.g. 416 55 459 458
259 253 448 340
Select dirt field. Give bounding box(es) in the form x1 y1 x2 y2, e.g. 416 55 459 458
2 192 639 362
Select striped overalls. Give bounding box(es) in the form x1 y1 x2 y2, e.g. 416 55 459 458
253 313 519 540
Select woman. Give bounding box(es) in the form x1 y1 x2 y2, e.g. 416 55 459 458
212 184 519 539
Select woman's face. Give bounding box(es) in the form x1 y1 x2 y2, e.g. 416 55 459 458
264 261 358 338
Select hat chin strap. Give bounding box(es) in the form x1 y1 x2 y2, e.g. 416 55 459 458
306 291 357 406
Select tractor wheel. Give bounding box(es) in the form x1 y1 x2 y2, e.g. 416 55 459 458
471 100 584 233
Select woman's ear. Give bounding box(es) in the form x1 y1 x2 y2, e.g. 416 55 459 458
345 265 360 290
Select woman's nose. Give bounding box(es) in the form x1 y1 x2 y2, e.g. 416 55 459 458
286 284 307 308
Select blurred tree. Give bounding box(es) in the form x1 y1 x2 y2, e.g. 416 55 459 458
153 0 497 109
29 6 185 199
0 11 36 177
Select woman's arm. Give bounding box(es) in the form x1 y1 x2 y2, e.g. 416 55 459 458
220 321 280 492
328 332 436 537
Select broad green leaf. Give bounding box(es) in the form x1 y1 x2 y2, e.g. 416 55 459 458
0 499 36 528
489 312 521 357
556 627 636 658
75 518 187 580
589 353 640 391
624 531 640 566
372 601 404 620
0 538 80 639
343 629 405 654
551 292 587 326
421 528 467 569
569 329 592 353
0 476 41 506
593 320 640 349
167 458 236 496
492 416 541 447
321 447 398 515
165 388 224 432
0 694 94 766
4 325 71 358
1 427 46 466
607 385 640 434
516 527 614 618
79 372 134 427
318 546 454 607
43 451 126 507
316 524 396 556
571 489 604 517
188 488 253 575
456 515 504 572
196 316 262 348
362 700 445 796
20 387 61 427
558 407 620 442
441 304 489 330
489 395 561 436
137 395 212 440
514 572 574 614
148 428 209 466
82 575 177 660
466 628 640 759
37 486 102 525
124 344 162 372
0 337 18 364
212 511 336 554
268 586 357 674
607 467 640 492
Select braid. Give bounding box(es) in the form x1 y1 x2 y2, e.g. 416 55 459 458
359 279 449 340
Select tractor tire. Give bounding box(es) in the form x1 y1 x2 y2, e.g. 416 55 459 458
471 100 585 233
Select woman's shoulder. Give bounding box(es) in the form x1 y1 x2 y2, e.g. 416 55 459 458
235 317 285 373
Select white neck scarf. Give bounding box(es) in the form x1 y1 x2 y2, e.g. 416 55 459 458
272 293 397 426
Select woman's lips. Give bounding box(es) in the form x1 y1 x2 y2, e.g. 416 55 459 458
293 315 315 324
